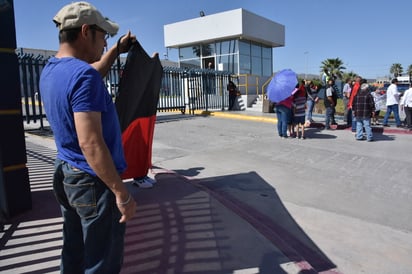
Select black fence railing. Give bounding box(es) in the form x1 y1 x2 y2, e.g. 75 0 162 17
18 54 47 128
18 55 234 129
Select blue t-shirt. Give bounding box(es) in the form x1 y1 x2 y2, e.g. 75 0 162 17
40 57 126 176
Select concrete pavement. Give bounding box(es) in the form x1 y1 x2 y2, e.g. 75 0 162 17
1 110 411 274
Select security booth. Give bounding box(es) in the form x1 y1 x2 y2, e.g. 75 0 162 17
164 8 285 110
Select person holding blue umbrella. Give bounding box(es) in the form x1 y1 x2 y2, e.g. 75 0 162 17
267 69 298 138
275 93 295 138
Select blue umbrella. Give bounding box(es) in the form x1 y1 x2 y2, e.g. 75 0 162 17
267 69 298 103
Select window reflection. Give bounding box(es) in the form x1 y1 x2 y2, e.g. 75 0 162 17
216 40 238 55
180 59 201 69
178 39 272 76
179 46 198 59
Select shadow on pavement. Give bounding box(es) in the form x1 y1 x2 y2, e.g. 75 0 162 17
194 171 338 273
122 169 340 273
0 141 340 274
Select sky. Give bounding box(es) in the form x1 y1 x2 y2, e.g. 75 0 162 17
12 0 412 79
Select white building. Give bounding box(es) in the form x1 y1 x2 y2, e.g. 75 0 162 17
164 8 285 77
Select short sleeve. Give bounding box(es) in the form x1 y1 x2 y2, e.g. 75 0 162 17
71 68 107 113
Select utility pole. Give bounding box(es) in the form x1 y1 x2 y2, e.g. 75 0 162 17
304 51 309 80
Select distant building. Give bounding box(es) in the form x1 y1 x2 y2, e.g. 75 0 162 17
395 75 410 84
164 8 285 77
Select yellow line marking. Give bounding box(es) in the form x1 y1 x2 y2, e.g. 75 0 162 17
3 164 27 172
194 110 278 124
0 109 21 115
0 48 15 54
211 112 278 124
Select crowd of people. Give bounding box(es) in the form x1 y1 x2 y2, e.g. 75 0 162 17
274 75 412 141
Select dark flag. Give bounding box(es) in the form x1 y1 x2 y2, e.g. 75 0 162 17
115 41 163 179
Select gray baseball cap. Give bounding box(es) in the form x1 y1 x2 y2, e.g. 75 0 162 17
360 83 369 90
53 1 119 36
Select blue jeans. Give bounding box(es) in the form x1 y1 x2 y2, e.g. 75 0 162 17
342 97 349 122
53 159 126 274
347 108 354 129
356 117 373 141
383 104 401 126
275 105 292 137
306 99 315 121
325 106 335 129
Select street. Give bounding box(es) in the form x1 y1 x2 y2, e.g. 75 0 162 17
152 113 412 274
3 112 411 274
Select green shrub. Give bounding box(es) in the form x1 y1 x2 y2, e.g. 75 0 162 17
315 99 344 114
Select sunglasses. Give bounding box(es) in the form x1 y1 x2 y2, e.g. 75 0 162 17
89 25 110 40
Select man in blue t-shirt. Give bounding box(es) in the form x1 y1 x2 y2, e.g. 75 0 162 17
40 2 136 273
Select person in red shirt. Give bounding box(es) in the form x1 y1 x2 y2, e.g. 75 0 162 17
275 94 294 139
347 76 362 131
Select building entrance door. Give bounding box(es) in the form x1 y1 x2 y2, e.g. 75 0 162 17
203 57 215 70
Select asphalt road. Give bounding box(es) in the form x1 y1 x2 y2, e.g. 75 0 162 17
16 111 412 273
151 112 412 274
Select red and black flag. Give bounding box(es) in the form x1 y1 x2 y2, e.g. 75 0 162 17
115 41 163 180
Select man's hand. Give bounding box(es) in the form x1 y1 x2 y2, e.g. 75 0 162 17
117 31 136 54
92 31 137 77
116 193 137 223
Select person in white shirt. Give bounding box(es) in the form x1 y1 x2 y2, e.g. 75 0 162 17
342 78 352 123
400 84 412 130
382 78 402 127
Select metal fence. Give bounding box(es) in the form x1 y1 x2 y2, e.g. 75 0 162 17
19 54 47 128
18 55 234 129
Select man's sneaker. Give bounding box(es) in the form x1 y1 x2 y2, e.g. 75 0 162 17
132 177 154 188
143 175 157 184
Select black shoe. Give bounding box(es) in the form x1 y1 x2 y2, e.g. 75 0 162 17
396 125 404 128
383 124 390 127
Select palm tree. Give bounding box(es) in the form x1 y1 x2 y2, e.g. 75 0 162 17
192 44 213 57
407 65 412 77
390 63 403 78
342 71 358 82
320 58 346 81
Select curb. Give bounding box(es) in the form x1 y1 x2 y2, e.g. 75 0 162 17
195 110 278 124
194 110 412 135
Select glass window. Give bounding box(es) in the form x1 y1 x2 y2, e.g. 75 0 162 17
251 56 262 75
215 54 238 74
239 54 251 74
262 47 272 59
262 58 272 76
216 40 238 55
179 46 201 59
251 44 261 58
216 54 228 71
201 43 215 57
180 59 201 69
238 40 250 56
232 54 239 75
